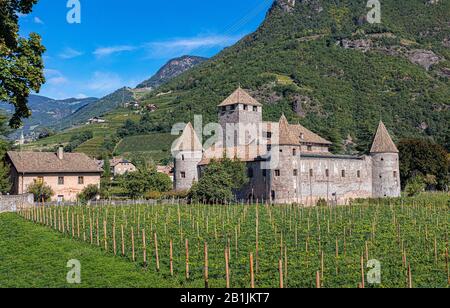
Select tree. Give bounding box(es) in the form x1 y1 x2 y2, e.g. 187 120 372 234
149 172 172 193
27 181 54 202
398 139 449 191
1 0 46 128
0 161 11 194
0 114 12 193
78 184 100 202
189 158 249 203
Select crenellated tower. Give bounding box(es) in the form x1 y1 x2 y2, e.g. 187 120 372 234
370 121 401 198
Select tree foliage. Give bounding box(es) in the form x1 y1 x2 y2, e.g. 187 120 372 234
0 0 46 128
78 184 100 202
189 158 249 203
118 168 172 199
27 181 54 202
398 139 449 191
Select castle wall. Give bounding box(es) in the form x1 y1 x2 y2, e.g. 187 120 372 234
235 160 270 201
268 154 373 206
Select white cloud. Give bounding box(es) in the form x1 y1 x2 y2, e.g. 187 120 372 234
17 13 28 18
93 45 136 58
59 47 84 59
75 93 88 99
44 69 69 86
145 35 241 58
33 17 44 24
47 77 68 85
87 71 123 93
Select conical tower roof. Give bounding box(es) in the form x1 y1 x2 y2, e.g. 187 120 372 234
172 123 203 152
218 87 262 107
278 114 299 145
370 121 399 153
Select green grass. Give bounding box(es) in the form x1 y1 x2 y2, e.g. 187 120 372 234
0 213 179 288
24 109 141 155
6 193 450 288
116 133 177 163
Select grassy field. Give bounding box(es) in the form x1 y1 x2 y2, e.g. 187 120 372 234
116 133 177 163
23 109 141 155
0 213 181 288
5 194 449 288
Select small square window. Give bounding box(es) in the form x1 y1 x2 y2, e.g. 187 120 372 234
293 169 298 176
262 170 267 177
181 172 186 179
357 171 361 178
309 169 314 177
78 176 84 185
293 148 297 156
243 105 248 111
58 177 64 185
341 170 346 178
275 170 281 177
326 169 330 177
394 171 397 178
267 145 272 152
253 106 258 112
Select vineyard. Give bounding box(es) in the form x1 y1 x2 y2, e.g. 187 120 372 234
14 195 450 288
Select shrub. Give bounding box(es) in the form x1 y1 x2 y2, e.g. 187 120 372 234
78 184 100 202
27 181 54 202
405 176 426 197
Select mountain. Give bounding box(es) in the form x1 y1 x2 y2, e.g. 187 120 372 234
0 94 97 137
136 55 208 90
52 55 208 130
51 87 135 130
135 0 450 152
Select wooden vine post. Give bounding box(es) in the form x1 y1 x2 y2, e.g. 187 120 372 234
142 229 147 266
185 238 190 280
279 259 284 289
154 232 160 271
225 247 230 288
170 239 174 277
204 242 209 288
121 225 125 256
250 252 255 288
131 227 135 262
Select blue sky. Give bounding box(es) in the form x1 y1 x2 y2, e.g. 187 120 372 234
18 0 274 99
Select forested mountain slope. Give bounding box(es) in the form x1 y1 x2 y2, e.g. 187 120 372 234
136 0 450 152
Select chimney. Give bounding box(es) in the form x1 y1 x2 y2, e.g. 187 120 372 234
57 145 64 160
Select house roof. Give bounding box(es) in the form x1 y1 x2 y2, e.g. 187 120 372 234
218 87 263 107
370 121 399 153
7 151 103 174
172 122 203 152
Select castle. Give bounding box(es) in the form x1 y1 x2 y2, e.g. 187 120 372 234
173 87 401 205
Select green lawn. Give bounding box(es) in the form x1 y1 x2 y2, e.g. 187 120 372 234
0 213 180 288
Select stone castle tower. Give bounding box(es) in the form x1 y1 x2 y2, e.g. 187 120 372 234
173 88 401 205
370 121 401 198
172 122 203 191
218 87 262 147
